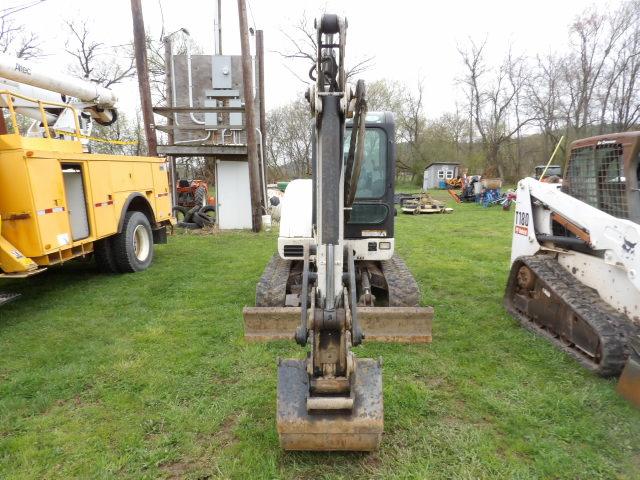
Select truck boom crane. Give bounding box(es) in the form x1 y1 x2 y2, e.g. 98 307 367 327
0 53 118 140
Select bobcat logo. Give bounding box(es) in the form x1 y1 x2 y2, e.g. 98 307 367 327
622 227 639 258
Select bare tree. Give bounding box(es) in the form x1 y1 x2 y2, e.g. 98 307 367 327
265 97 312 179
275 12 374 84
526 54 564 159
65 20 135 88
146 33 202 105
0 17 41 59
562 7 631 135
459 39 533 177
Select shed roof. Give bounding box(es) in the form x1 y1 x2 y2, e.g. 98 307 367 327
425 162 461 170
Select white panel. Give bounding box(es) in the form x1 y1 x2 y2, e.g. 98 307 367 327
62 168 89 240
216 160 252 229
558 251 638 320
279 179 313 238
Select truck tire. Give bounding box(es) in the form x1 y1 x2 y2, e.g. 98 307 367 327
112 211 154 272
94 237 118 273
194 185 207 208
177 221 200 230
193 211 214 227
184 206 199 223
172 206 189 222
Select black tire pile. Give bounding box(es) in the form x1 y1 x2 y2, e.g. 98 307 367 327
173 205 216 229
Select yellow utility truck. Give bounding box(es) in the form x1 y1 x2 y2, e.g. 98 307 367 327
0 54 173 289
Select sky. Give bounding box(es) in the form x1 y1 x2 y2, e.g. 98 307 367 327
5 0 624 119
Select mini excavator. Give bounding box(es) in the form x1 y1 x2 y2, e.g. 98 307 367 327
242 14 433 450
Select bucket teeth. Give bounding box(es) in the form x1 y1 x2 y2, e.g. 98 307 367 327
276 358 383 451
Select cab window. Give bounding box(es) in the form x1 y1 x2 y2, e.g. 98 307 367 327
344 128 387 199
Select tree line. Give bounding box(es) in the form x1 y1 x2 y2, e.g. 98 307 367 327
267 2 640 183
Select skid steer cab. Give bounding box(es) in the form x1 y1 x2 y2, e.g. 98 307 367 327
0 90 174 287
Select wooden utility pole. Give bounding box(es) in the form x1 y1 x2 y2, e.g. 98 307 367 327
237 0 262 232
130 0 158 157
216 0 223 54
256 29 267 197
163 36 177 206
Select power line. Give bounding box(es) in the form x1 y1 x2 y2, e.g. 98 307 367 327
0 0 47 20
247 0 257 31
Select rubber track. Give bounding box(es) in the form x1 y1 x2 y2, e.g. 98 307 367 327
380 254 421 307
504 255 635 377
255 254 291 307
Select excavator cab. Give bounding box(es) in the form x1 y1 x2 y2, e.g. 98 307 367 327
343 113 396 243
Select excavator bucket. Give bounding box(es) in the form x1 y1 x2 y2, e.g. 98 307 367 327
617 336 640 409
277 358 383 451
243 306 433 343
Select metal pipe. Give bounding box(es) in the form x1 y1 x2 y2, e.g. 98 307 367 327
255 128 267 208
536 234 588 248
326 244 335 311
174 131 212 145
186 43 205 125
539 135 565 181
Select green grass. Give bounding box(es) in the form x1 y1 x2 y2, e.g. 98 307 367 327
1 193 639 479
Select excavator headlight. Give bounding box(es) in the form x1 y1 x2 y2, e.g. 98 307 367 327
379 242 391 250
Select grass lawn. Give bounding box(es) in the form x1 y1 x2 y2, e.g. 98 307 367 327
1 191 639 479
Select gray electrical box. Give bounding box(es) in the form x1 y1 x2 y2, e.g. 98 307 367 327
212 55 233 89
229 98 242 127
204 98 218 128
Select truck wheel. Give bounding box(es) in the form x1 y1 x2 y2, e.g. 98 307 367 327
94 237 118 273
194 185 207 208
112 211 154 272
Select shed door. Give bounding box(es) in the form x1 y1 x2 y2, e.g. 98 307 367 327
216 160 252 229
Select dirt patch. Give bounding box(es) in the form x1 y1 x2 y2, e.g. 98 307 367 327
174 225 220 236
159 460 214 480
216 414 240 448
196 413 240 450
161 460 191 479
211 373 240 386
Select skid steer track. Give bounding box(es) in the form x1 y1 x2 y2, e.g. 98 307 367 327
504 255 634 377
381 254 421 307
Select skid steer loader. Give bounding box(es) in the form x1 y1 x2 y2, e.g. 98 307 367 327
242 14 433 451
504 132 640 408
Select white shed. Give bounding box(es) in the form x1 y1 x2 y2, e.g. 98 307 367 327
423 162 461 190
